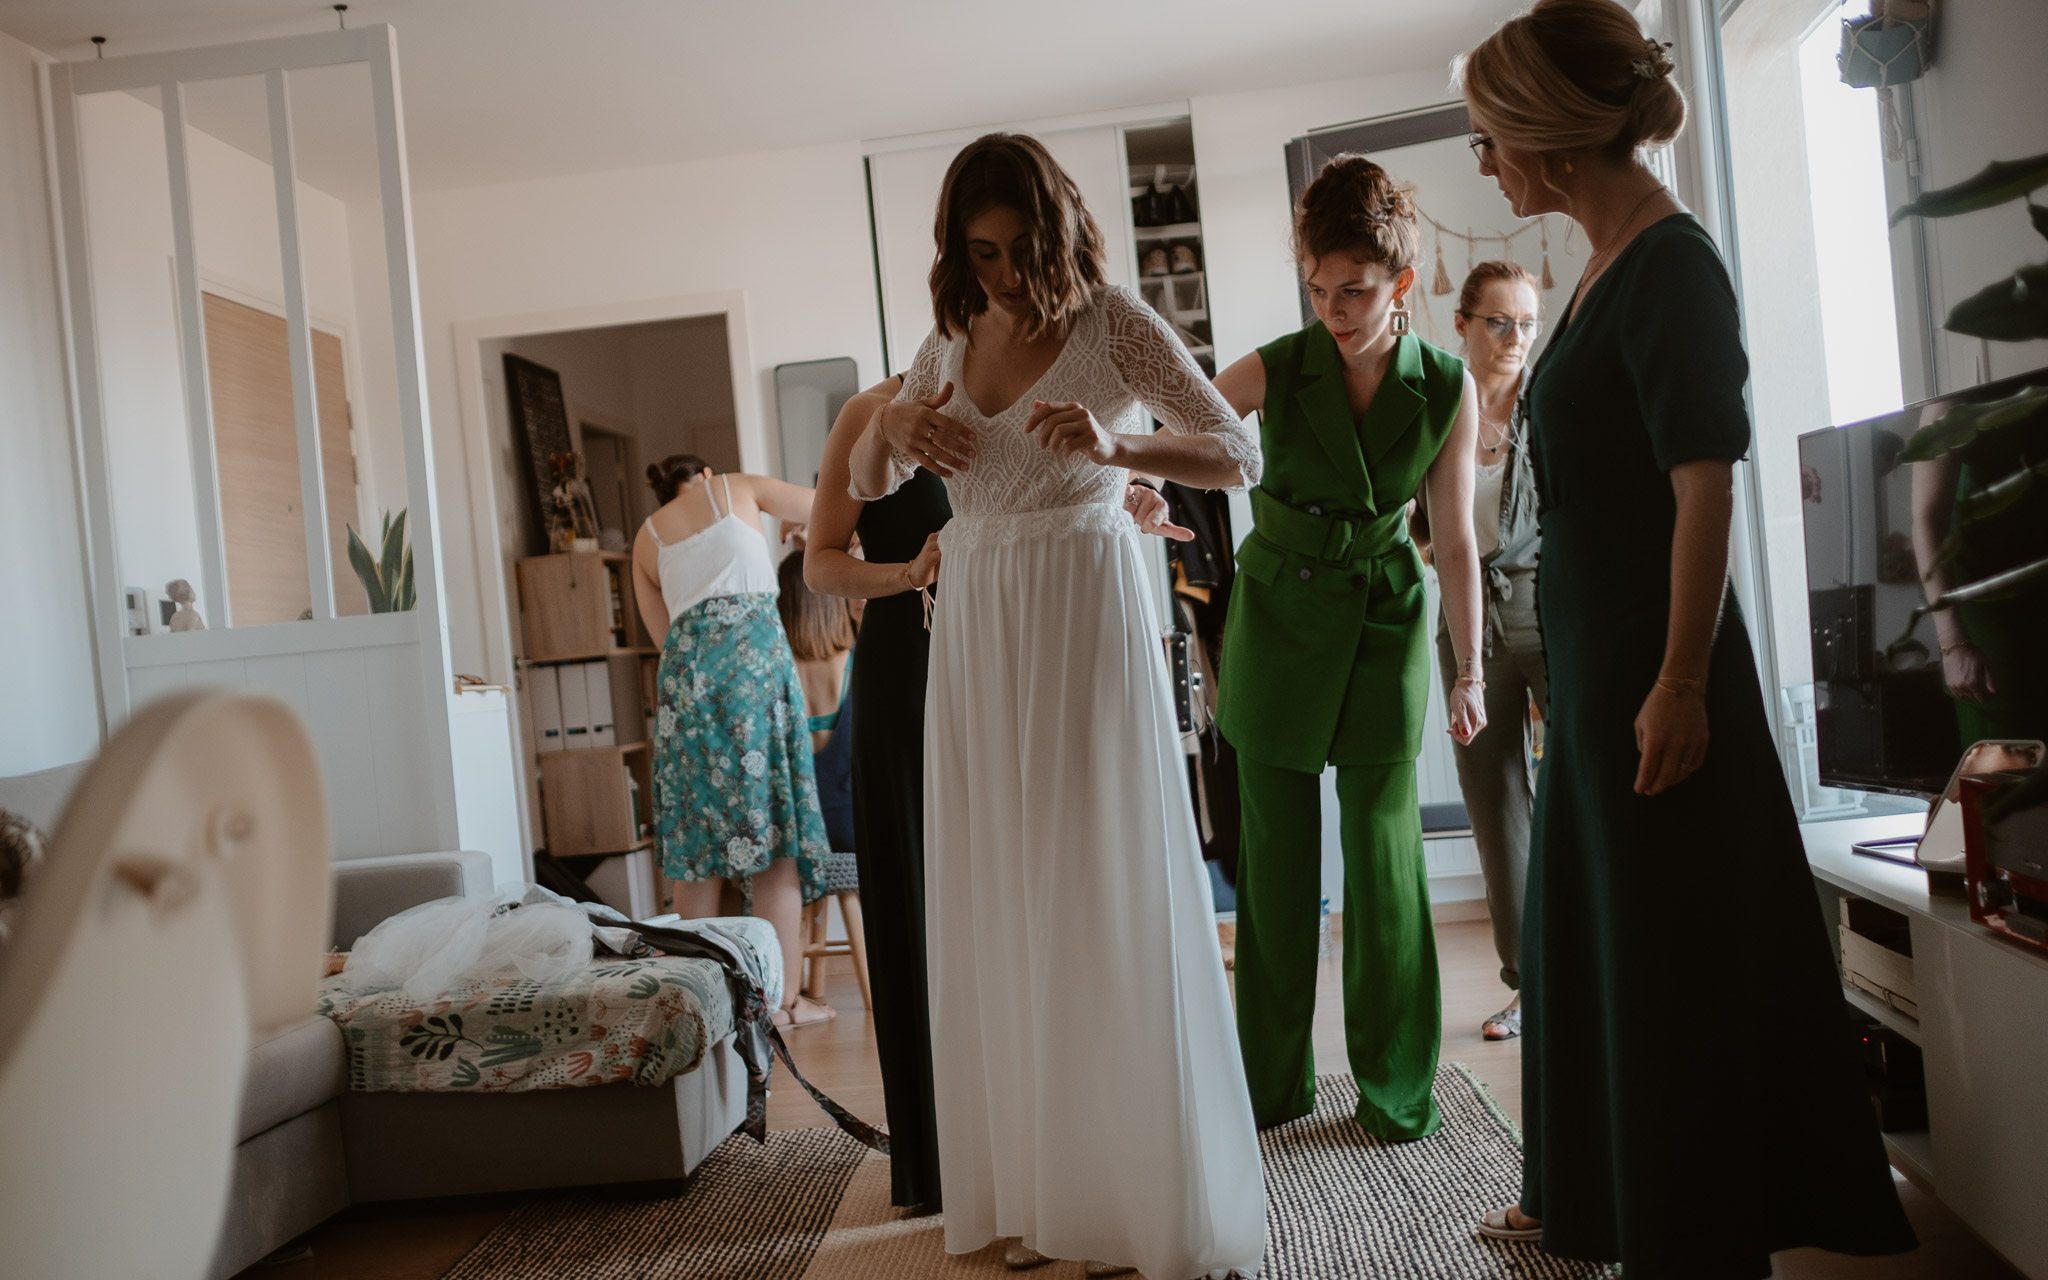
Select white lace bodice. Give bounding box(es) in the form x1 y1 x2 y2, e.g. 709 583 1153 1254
857 286 1261 518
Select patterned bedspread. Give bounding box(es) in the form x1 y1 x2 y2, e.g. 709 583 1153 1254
319 915 781 1094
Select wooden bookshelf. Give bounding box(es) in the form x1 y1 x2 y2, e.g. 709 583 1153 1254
516 551 654 662
535 742 651 858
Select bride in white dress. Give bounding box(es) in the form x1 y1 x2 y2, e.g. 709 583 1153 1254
849 134 1265 1280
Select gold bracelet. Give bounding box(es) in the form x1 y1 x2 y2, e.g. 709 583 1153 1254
1939 640 1970 656
1456 675 1487 693
1655 676 1705 697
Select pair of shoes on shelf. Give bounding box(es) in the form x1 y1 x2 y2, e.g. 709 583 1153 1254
1132 184 1164 227
1142 246 1172 277
1171 243 1201 274
1000 1240 1135 1276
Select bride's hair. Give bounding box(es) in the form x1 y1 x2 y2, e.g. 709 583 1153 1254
929 133 1109 342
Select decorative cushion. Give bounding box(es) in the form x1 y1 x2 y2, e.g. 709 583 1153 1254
823 849 861 896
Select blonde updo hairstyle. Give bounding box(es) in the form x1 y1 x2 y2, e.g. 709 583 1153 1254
1457 0 1687 171
1292 154 1421 277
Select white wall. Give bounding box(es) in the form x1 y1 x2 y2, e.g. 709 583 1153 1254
73 87 377 627
1909 0 2048 389
412 140 883 680
626 316 737 473
0 32 101 775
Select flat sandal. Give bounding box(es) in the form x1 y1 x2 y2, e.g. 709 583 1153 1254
1476 1205 1542 1241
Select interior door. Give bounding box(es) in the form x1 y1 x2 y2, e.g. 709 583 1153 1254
49 26 503 868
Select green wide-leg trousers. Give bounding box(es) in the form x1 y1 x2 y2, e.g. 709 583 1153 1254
1233 754 1442 1139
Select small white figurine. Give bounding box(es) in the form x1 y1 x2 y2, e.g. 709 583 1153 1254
165 579 206 632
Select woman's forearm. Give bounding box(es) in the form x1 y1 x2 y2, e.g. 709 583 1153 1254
1434 528 1485 677
806 546 920 600
1663 461 1734 681
847 405 897 500
1110 430 1245 490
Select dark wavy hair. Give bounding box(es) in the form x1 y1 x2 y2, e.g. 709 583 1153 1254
929 133 1109 342
645 454 710 506
1292 154 1422 275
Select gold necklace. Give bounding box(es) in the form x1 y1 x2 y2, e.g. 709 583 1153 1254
1570 183 1668 314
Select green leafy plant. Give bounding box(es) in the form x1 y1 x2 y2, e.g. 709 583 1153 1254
346 509 416 613
1892 150 2048 347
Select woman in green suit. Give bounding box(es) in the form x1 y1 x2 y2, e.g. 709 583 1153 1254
1212 155 1487 1140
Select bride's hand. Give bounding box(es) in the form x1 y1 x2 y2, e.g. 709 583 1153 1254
879 383 977 477
1125 484 1194 542
905 532 942 590
1025 399 1118 466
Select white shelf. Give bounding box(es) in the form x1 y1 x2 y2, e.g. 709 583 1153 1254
1134 221 1202 240
1842 981 1921 1045
1139 269 1205 283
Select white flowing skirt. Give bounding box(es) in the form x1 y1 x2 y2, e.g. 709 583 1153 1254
925 503 1266 1280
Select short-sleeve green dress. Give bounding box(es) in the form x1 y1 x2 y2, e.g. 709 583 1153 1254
1520 215 1915 1277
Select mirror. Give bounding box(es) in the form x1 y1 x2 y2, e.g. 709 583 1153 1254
774 358 860 488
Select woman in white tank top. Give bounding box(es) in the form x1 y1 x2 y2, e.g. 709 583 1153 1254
631 454 838 1027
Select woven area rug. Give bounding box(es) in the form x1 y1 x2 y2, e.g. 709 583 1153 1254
447 1064 1615 1279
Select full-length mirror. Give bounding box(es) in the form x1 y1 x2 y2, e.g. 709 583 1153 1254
774 357 859 488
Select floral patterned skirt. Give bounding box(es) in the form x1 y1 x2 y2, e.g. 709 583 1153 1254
653 593 828 905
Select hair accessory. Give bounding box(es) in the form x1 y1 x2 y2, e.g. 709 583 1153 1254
1631 38 1675 81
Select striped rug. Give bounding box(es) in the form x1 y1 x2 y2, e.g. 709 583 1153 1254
447 1064 1614 1279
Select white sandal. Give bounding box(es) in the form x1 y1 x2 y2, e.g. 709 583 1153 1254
1476 1205 1542 1241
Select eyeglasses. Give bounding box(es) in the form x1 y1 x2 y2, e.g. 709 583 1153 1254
1458 312 1542 341
1467 132 1495 160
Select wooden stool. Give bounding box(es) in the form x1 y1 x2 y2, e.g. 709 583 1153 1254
801 850 870 1008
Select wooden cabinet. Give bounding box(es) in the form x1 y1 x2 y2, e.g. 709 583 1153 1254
516 551 655 662
518 551 662 875
536 742 650 857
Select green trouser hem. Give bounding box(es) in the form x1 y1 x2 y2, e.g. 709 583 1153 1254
1234 754 1443 1140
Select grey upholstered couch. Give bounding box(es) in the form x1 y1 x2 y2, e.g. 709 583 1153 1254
1 762 748 1280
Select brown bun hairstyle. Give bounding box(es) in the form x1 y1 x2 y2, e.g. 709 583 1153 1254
929 132 1110 342
1458 260 1542 316
1457 0 1687 160
1292 154 1421 276
646 454 710 506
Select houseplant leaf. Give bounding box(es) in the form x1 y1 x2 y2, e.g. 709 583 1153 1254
1934 456 2048 565
1897 384 2048 462
396 546 415 611
379 509 408 605
1945 263 2048 342
346 523 390 613
1890 151 2048 225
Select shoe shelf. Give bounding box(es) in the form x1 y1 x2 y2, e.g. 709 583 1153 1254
1133 221 1203 241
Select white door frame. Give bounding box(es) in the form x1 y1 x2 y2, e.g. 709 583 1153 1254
50 25 462 850
450 289 757 690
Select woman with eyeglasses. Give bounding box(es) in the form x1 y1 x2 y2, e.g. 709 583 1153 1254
1211 153 1486 1143
1458 1 1914 1275
1416 261 1547 1043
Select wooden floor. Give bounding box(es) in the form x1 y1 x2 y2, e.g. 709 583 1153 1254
245 921 2020 1280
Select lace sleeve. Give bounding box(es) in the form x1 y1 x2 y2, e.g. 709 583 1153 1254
850 329 944 501
1100 286 1262 492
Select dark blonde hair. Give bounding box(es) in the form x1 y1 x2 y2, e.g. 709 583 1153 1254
1456 0 1687 160
646 454 709 506
1292 154 1421 276
929 133 1109 342
1458 260 1542 315
776 550 854 663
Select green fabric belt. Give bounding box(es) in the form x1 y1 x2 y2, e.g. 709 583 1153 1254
1249 487 1408 565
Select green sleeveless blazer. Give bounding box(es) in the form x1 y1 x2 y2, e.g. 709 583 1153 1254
1216 326 1466 770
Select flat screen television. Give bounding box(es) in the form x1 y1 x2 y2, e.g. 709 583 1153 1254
1799 365 2048 798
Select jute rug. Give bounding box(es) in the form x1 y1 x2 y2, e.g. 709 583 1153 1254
447 1064 1615 1279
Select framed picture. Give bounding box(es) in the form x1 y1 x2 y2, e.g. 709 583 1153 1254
503 353 572 551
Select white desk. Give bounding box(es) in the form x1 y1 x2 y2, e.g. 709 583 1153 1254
1805 816 2048 1278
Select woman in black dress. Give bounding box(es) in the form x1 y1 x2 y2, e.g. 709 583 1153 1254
807 375 950 1211
1457 2 1915 1276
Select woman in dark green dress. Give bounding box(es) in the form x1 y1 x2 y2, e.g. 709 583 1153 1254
1459 2 1916 1275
